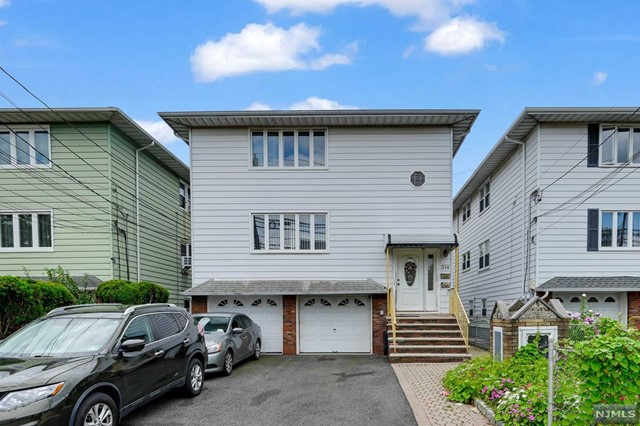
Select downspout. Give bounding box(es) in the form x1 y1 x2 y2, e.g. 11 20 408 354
136 141 155 281
505 136 528 297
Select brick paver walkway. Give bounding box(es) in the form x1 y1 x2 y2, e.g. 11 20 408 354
393 363 491 426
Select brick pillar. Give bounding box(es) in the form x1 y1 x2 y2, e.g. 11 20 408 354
283 295 297 355
628 292 640 330
191 296 208 314
372 293 388 355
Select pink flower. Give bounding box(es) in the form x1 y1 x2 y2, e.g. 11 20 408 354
440 390 450 397
529 415 535 420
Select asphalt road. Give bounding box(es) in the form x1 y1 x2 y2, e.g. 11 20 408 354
121 355 417 426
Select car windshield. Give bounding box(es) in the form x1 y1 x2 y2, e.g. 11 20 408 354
0 317 122 357
195 316 230 333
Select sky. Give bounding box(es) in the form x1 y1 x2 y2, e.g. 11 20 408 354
1 0 640 193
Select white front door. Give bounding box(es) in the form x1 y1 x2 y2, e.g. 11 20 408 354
396 250 438 312
396 251 425 311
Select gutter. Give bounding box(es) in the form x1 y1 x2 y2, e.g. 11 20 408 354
504 136 528 297
135 140 155 281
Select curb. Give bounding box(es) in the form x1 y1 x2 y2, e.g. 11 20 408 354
475 399 504 426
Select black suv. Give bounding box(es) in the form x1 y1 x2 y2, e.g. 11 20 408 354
0 303 206 426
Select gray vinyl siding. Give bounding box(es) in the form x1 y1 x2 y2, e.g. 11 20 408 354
0 123 113 278
109 126 191 303
537 123 640 281
456 138 528 318
191 127 453 302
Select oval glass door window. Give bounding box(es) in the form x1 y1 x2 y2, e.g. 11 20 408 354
404 258 417 286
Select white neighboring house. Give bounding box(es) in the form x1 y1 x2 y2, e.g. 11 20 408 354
453 107 640 348
160 109 478 355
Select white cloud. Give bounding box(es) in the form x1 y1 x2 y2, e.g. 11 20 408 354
253 0 473 30
0 20 6 26
593 71 607 86
424 17 505 55
485 63 497 71
190 22 354 82
136 120 181 145
14 36 63 49
246 97 358 110
0 0 10 7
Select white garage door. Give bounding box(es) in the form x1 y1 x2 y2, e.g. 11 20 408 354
299 296 371 353
558 293 623 321
208 296 283 353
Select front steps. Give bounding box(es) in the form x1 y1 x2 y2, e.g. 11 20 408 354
387 313 471 363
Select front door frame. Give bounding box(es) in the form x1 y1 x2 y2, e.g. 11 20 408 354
394 248 439 312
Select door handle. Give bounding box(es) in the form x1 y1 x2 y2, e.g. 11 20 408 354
154 349 165 357
183 338 190 345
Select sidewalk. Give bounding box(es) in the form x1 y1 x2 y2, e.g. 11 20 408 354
393 363 490 426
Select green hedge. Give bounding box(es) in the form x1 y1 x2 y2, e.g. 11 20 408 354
96 280 169 304
0 276 76 339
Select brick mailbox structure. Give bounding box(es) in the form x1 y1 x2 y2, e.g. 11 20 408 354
489 296 570 360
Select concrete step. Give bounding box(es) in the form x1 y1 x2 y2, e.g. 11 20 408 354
389 322 460 330
391 316 458 324
391 330 463 338
391 345 468 354
389 337 466 345
388 352 472 363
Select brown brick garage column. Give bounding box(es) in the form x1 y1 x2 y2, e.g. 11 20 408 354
372 293 388 355
191 296 208 314
283 295 297 355
629 292 640 330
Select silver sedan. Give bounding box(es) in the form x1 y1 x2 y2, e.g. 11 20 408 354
193 312 262 375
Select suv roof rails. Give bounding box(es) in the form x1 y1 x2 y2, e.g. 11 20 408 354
123 303 177 315
47 303 124 316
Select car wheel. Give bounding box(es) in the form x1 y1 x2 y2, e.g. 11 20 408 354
253 340 261 360
75 392 118 426
183 358 204 397
222 350 234 376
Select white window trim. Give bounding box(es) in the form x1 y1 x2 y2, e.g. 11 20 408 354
0 126 52 169
250 212 329 254
493 326 503 361
179 181 191 212
599 125 640 167
478 240 490 271
461 250 471 273
478 179 490 215
599 210 640 250
248 129 329 170
517 326 557 349
0 209 54 252
461 200 471 223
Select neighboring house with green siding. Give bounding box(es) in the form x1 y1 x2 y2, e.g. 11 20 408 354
0 108 191 304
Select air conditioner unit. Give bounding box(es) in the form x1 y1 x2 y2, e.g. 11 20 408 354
181 256 192 269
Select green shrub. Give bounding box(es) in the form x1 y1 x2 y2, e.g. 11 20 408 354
44 266 94 304
31 281 76 315
443 355 499 403
96 280 169 305
0 276 37 339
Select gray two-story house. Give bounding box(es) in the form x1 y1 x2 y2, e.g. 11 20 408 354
0 108 191 303
454 107 640 348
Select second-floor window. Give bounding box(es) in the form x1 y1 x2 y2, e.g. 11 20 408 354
479 180 490 213
250 130 327 169
601 126 640 165
461 201 471 223
478 240 490 269
252 213 327 252
0 129 51 168
601 211 640 248
179 182 190 211
0 211 53 250
461 251 471 271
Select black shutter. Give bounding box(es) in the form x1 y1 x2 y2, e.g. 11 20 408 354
587 123 599 167
587 208 599 251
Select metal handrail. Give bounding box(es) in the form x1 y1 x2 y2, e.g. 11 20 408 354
450 289 470 351
386 247 397 353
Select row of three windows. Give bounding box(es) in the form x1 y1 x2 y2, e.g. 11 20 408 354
251 130 326 168
253 213 327 252
0 130 51 167
0 212 53 250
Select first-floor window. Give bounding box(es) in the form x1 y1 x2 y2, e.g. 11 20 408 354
253 213 328 252
479 240 490 269
601 210 640 248
461 251 471 271
0 211 53 250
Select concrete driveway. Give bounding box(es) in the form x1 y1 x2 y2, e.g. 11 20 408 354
121 355 417 426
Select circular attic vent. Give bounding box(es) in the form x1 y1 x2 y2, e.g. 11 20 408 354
410 171 426 188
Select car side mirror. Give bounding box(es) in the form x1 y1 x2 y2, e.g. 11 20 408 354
232 327 243 335
120 339 146 354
